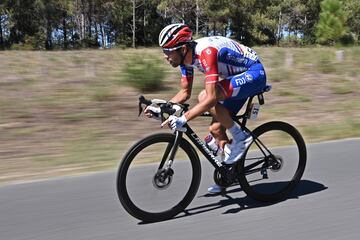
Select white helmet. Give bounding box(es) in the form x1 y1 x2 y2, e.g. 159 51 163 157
159 23 193 49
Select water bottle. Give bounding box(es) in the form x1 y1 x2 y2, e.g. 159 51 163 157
204 133 219 156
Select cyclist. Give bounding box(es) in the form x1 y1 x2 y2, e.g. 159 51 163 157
146 23 267 193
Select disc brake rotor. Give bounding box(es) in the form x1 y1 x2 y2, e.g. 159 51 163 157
152 168 174 190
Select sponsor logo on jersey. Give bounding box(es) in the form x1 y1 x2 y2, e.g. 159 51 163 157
245 73 253 82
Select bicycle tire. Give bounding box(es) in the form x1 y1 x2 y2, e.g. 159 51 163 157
238 121 307 202
116 133 201 222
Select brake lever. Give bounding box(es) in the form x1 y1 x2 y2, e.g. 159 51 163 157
138 95 152 116
138 103 143 116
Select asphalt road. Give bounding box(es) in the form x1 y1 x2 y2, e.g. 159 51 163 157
1 138 359 240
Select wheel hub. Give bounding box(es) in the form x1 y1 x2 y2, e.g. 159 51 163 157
269 155 283 172
152 168 174 190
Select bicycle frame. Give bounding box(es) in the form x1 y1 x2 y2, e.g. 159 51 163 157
164 94 273 174
154 88 275 178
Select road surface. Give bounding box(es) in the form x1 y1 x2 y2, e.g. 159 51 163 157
1 138 359 240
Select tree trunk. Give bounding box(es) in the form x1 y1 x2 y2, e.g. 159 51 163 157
143 1 146 45
0 15 3 48
45 17 52 50
100 23 105 47
132 0 136 48
277 11 282 46
81 14 85 40
95 22 99 46
63 12 68 49
88 15 92 39
195 0 199 37
80 0 86 41
213 21 216 36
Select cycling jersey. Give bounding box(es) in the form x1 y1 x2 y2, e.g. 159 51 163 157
180 36 267 114
180 36 260 85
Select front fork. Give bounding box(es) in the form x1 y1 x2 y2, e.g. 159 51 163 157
155 131 182 178
153 131 183 189
159 131 183 170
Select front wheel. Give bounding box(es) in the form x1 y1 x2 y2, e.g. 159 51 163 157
116 133 201 222
238 121 307 202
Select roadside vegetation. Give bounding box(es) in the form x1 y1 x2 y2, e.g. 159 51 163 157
0 46 359 184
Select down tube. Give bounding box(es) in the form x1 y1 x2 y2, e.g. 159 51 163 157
184 124 224 170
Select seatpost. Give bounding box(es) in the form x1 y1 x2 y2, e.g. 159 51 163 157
241 96 254 128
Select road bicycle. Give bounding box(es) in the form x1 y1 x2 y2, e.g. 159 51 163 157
116 85 307 222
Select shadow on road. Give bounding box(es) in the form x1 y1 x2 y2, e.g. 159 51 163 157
139 179 327 224
188 179 326 215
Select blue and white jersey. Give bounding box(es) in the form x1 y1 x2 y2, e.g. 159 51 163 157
180 36 260 85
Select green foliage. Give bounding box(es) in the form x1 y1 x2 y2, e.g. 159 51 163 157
10 33 46 50
0 0 359 49
315 0 348 45
121 53 166 92
279 35 305 47
344 0 360 42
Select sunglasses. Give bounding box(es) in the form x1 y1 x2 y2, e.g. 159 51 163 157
162 45 183 55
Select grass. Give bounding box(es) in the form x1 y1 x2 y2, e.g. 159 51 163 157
0 46 359 184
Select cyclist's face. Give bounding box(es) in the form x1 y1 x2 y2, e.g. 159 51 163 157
163 49 182 67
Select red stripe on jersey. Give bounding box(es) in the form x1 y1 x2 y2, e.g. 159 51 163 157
199 47 219 84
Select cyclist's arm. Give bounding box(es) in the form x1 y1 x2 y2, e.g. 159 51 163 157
183 82 217 121
170 65 193 104
170 78 192 104
183 47 220 121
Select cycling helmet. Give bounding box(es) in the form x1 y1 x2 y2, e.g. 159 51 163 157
159 23 193 49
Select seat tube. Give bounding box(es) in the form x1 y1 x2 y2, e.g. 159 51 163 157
241 96 254 128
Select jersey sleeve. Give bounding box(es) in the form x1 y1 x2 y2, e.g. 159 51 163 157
199 47 219 84
180 65 194 84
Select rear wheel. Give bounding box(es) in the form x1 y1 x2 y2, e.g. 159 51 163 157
116 133 201 222
238 121 306 202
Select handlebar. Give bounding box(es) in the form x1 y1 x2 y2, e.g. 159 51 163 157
138 95 190 123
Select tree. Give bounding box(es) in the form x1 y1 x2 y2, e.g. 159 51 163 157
301 0 322 43
228 0 281 45
0 1 6 48
6 0 43 48
315 0 348 45
344 0 360 42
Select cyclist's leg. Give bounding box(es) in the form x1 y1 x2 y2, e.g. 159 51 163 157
218 62 266 114
198 90 229 149
209 119 229 149
219 63 267 164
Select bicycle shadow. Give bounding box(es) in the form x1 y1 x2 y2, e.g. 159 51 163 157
138 179 327 224
184 179 327 216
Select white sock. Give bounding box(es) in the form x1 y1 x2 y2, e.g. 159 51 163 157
228 122 246 141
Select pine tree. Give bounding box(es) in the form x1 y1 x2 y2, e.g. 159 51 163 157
315 0 348 45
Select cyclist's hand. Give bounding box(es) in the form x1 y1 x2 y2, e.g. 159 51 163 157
165 115 187 131
144 105 161 120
